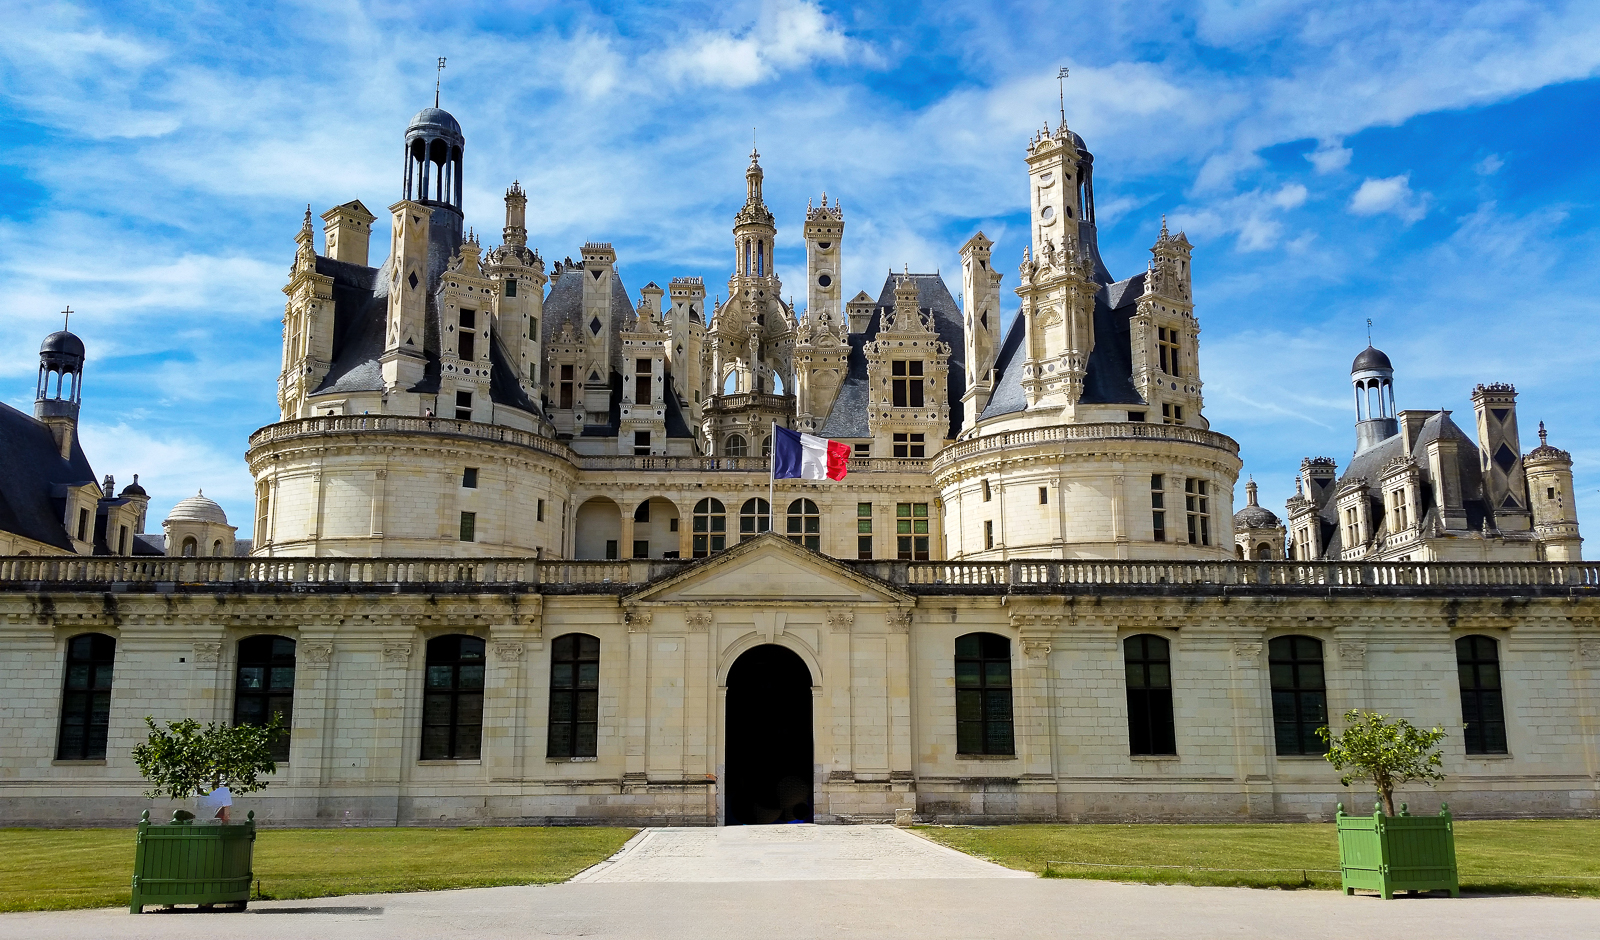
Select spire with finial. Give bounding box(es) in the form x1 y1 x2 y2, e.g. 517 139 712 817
1539 421 1548 447
435 56 446 108
294 204 316 270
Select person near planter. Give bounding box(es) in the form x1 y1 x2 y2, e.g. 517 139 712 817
196 783 233 823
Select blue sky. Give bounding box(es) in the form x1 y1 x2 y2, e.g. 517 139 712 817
3 1 1599 537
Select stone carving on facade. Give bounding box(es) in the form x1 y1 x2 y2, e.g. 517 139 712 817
1233 640 1262 665
1338 641 1367 667
1020 637 1052 665
301 641 333 668
889 609 912 634
191 641 221 665
684 610 713 632
625 609 653 632
828 610 855 634
1579 638 1600 663
382 642 412 665
493 641 525 662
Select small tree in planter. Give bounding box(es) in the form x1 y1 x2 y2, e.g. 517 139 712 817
127 715 283 913
1317 710 1457 899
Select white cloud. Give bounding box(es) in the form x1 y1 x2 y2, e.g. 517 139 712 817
1348 174 1428 222
657 0 855 89
1306 139 1352 174
1171 183 1311 252
1476 153 1504 175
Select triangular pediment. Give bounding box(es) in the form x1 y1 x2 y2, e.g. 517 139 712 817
625 533 911 605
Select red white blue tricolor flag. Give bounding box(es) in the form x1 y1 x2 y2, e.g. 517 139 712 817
772 425 849 481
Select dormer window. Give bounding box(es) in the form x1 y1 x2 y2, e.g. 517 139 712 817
891 360 924 407
458 309 476 361
1158 326 1181 376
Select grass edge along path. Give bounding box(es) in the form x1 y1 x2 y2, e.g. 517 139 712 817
914 820 1600 897
0 825 637 913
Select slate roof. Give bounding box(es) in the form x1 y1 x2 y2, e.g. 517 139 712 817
817 273 967 440
309 254 539 414
0 401 96 551
1311 411 1489 560
979 265 1147 422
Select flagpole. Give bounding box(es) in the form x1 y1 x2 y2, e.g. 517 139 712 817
768 420 776 536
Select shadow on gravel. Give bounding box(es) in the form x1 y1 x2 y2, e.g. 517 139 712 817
250 907 385 915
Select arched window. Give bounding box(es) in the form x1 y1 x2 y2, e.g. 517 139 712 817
757 239 765 276
723 370 738 395
234 635 295 761
761 435 772 458
1457 635 1507 755
1234 545 1244 560
181 537 197 557
954 633 1014 755
740 498 770 540
725 434 748 457
421 635 485 760
1255 542 1273 560
57 633 115 760
212 540 224 557
693 498 726 557
1268 635 1326 755
1125 634 1175 755
548 633 600 758
786 499 820 551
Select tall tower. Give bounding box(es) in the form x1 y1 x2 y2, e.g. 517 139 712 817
1351 346 1397 454
703 148 795 456
959 231 1003 431
1014 120 1102 416
1524 422 1582 561
1132 219 1204 429
804 194 843 330
795 195 847 430
485 182 548 414
667 277 707 426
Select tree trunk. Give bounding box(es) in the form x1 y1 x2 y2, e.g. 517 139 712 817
1381 786 1396 817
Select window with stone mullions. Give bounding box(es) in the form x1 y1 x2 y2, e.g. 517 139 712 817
421 635 485 760
234 635 296 761
1158 326 1181 377
786 498 819 551
548 633 600 759
56 633 115 760
892 432 924 458
891 360 924 408
1457 635 1508 755
1150 474 1166 542
693 498 726 557
1185 478 1210 546
896 502 929 560
955 633 1014 756
740 498 770 540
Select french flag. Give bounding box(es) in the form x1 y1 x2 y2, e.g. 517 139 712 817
772 425 849 481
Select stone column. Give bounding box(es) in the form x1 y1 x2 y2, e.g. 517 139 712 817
620 501 636 559
622 608 650 786
293 638 335 797
485 636 527 787
1227 635 1270 815
887 608 915 801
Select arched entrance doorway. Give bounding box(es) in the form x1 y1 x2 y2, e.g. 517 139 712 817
724 644 813 825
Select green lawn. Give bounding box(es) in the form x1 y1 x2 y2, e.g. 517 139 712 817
0 826 636 913
916 820 1600 896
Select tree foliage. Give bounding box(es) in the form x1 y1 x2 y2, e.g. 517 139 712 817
1317 709 1445 816
131 715 285 802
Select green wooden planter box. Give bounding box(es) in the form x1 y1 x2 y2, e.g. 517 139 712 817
1336 802 1459 899
130 810 256 913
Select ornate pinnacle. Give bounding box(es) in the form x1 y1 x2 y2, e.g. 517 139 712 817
1539 421 1548 447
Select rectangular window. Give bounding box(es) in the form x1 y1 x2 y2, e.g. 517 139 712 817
1039 486 1049 505
56 633 115 760
460 309 475 330
1158 326 1181 377
462 467 478 488
537 498 545 523
984 520 994 550
458 309 476 362
669 517 678 532
982 479 992 502
1185 478 1210 546
1125 634 1177 756
1457 635 1508 755
547 634 599 759
459 332 474 362
857 502 873 559
76 508 89 542
559 365 575 410
1162 403 1184 426
605 539 618 560
854 443 871 457
1269 636 1327 756
234 635 296 762
455 390 473 421
634 430 651 456
118 526 128 555
459 511 476 542
1128 411 1146 422
891 359 925 408
422 635 485 761
1345 506 1360 545
633 539 649 559
1151 474 1166 542
635 358 651 404
896 502 930 560
504 278 517 298
955 633 1014 756
529 316 538 339
892 432 926 458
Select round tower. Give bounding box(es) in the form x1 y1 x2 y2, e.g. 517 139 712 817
163 491 237 558
1233 479 1286 559
1524 422 1582 561
1351 345 1397 455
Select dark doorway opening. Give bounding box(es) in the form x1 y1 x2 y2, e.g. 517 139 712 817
725 644 814 825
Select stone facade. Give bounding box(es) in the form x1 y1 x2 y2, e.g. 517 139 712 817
2 542 1597 826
